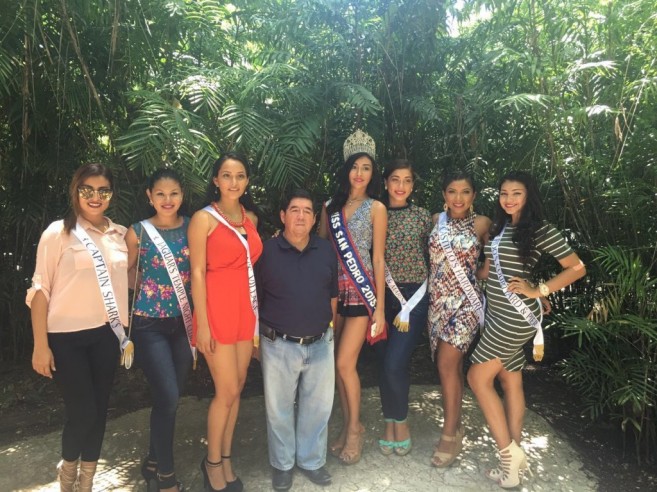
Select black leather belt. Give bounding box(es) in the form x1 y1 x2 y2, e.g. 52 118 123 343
261 324 325 345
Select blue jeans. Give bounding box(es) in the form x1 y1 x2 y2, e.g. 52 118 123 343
374 284 429 421
132 315 193 474
261 327 335 471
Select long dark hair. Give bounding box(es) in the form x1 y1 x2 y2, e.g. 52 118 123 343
490 170 545 269
64 163 114 233
326 152 381 216
205 152 258 213
382 158 418 207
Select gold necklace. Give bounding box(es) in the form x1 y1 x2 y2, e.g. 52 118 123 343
347 197 365 206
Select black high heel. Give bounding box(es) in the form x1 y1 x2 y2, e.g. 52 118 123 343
221 456 243 492
141 457 158 491
156 471 185 491
200 457 226 492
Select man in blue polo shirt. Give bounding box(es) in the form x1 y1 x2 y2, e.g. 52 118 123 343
256 189 338 491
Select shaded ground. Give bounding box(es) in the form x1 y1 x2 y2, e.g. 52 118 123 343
1 336 655 491
2 387 595 491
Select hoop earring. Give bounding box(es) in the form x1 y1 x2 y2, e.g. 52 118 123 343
443 203 448 211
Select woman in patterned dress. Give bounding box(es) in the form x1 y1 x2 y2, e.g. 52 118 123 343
319 143 387 465
467 171 586 488
125 168 192 492
374 159 432 457
428 171 491 468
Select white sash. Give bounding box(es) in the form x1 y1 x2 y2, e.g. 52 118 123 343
384 264 426 332
438 212 485 328
491 223 544 361
140 220 197 366
72 222 134 368
204 205 259 346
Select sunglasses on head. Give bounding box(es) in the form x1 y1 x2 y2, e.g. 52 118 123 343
78 185 113 201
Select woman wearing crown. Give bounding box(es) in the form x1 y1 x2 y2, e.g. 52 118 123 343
319 130 387 465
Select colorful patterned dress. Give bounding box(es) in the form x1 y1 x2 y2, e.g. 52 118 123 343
337 198 374 316
427 213 482 358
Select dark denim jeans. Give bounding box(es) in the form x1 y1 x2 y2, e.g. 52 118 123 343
132 315 192 474
374 283 429 421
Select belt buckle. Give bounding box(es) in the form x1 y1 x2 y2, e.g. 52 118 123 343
262 325 276 341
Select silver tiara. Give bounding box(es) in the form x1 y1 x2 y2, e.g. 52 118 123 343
343 129 376 161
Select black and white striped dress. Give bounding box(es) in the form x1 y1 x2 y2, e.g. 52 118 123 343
471 222 573 371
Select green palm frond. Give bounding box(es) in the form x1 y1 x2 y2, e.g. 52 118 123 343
116 90 218 177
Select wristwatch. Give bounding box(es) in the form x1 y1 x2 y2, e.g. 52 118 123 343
538 282 550 297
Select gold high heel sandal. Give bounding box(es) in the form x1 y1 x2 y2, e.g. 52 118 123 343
431 424 464 468
339 427 365 465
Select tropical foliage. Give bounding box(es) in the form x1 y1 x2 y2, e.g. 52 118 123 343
1 0 656 461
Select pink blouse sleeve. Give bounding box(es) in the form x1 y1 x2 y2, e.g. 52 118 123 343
26 221 64 307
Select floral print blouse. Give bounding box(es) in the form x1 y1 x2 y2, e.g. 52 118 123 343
385 203 432 284
132 217 191 318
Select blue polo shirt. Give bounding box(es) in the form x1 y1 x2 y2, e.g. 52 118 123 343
256 233 338 337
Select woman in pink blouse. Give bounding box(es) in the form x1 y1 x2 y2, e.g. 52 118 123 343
27 163 128 492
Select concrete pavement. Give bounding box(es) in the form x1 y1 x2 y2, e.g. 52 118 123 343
0 385 597 491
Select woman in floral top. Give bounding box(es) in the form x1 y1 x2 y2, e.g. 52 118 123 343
374 159 432 457
126 168 193 492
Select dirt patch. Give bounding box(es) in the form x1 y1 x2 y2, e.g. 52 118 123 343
2 339 655 491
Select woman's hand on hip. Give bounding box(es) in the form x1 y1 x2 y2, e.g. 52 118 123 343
508 277 540 298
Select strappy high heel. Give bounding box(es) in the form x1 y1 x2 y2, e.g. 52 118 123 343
141 457 158 491
221 455 243 492
156 471 185 491
498 440 529 488
200 457 227 492
339 426 365 465
487 447 531 483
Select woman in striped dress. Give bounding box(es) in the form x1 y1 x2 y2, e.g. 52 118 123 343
467 171 586 488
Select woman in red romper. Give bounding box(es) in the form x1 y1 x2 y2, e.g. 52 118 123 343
189 152 262 492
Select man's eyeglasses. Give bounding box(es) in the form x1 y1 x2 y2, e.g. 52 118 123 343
78 185 113 201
